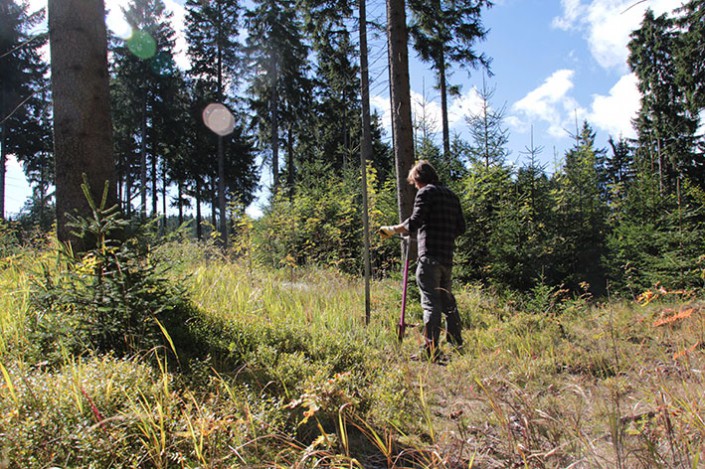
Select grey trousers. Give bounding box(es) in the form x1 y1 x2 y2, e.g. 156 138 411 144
415 256 463 353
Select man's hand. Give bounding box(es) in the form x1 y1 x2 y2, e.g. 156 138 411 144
378 225 397 239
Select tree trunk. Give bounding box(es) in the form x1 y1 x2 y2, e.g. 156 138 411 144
140 89 147 219
431 0 450 159
48 0 117 251
439 51 450 158
151 149 158 217
177 181 184 226
287 123 294 200
217 135 227 246
125 166 133 217
216 13 227 248
210 187 217 228
386 0 415 223
270 60 280 192
0 117 6 220
360 0 373 324
196 179 202 240
342 89 349 162
161 163 167 235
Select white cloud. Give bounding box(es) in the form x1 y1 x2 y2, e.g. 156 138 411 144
27 0 46 16
510 69 587 138
371 87 487 139
449 87 485 126
552 0 585 30
105 0 132 39
588 73 640 139
370 94 392 132
553 0 677 72
163 0 189 70
411 90 442 134
509 69 641 147
5 155 32 217
371 91 443 137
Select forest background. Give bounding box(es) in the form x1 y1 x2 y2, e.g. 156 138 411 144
3 0 705 296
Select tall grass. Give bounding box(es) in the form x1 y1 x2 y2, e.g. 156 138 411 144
0 254 30 358
1 240 704 467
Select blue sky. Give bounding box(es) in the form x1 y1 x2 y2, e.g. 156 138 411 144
6 0 679 217
393 0 677 169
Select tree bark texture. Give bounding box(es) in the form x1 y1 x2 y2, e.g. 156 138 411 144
48 0 117 250
386 0 415 223
0 115 6 220
360 0 373 323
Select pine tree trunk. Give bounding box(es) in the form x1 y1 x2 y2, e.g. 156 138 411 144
196 179 202 240
360 0 373 324
287 124 294 199
140 90 147 219
216 2 227 248
125 166 133 218
0 119 6 220
161 169 167 234
217 135 227 246
386 0 415 224
151 150 157 217
178 181 184 226
211 186 217 227
270 61 280 192
48 0 117 251
439 51 450 158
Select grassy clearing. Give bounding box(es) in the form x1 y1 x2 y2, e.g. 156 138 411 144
1 240 704 468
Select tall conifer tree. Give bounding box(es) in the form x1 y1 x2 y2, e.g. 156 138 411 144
628 9 699 193
465 80 508 168
111 0 180 219
0 0 49 219
244 0 311 193
408 0 492 157
674 0 705 113
186 0 258 244
550 122 608 293
387 0 415 226
301 0 360 173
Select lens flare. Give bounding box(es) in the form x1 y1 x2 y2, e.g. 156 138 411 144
127 30 157 60
203 103 235 136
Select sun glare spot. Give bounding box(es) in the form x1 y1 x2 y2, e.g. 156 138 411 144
202 103 235 136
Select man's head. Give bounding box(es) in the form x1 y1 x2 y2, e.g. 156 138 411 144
407 160 439 187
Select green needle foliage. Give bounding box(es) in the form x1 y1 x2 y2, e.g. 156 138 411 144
27 178 199 363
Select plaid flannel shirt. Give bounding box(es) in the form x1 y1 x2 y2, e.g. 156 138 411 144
403 183 465 266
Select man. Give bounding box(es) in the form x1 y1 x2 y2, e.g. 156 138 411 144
379 160 466 361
